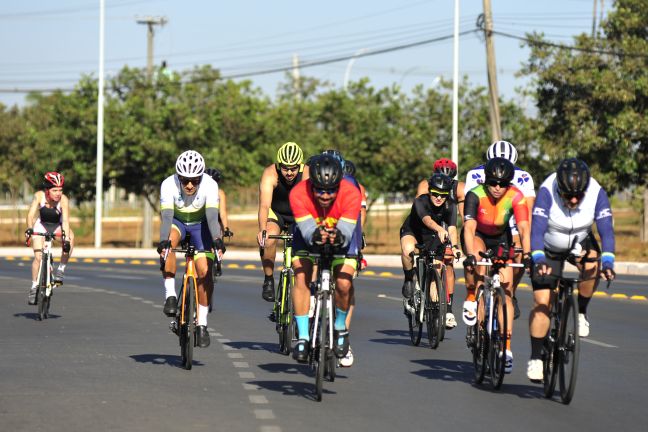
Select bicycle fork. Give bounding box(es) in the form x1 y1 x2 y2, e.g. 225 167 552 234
311 269 334 353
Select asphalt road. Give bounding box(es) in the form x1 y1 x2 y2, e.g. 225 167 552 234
1 258 646 432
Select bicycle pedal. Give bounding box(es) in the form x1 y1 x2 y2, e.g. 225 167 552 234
268 311 277 322
169 320 179 335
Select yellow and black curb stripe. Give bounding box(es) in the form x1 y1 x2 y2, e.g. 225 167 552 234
2 256 646 302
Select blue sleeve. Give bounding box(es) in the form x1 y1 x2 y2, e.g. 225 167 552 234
594 188 615 256
530 187 551 255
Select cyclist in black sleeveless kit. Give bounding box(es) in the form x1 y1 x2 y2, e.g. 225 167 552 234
257 142 309 301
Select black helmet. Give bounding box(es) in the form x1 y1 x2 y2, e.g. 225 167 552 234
309 154 343 189
556 158 590 196
322 149 345 169
343 160 356 177
484 157 515 184
204 167 222 183
427 173 453 193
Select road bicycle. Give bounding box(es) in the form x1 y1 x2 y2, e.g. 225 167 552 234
164 233 202 370
404 241 455 349
468 245 524 389
267 232 296 355
297 245 355 401
26 231 66 321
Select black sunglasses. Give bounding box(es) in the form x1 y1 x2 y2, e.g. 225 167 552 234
313 187 338 196
280 165 299 172
178 175 202 185
486 179 510 188
561 191 584 201
429 190 449 198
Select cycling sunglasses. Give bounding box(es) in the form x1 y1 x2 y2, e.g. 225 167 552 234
279 164 300 173
178 175 202 185
429 188 449 198
313 187 339 196
561 191 585 201
486 179 510 188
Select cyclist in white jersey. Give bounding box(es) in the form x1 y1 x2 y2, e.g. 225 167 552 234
157 150 224 348
526 158 615 381
464 141 535 319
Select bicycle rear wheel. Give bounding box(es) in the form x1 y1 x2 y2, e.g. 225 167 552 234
37 258 49 321
489 287 508 389
558 292 580 404
407 269 423 346
181 279 196 370
315 292 328 401
472 288 487 384
326 306 336 382
425 268 442 349
437 265 447 342
543 297 559 398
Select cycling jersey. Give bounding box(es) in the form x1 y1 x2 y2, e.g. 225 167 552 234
465 164 534 234
289 178 361 250
463 184 529 237
270 164 304 226
531 173 614 259
400 195 457 243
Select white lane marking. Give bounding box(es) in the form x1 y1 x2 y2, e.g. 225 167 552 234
249 395 269 404
254 410 275 420
228 353 244 359
260 427 281 432
233 361 250 368
101 274 147 280
239 371 255 379
582 338 618 348
243 383 262 391
142 300 154 305
377 294 403 301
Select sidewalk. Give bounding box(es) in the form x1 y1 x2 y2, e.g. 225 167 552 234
1 247 647 275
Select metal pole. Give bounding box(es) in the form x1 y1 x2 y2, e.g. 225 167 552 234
452 0 460 176
343 48 367 93
94 0 105 248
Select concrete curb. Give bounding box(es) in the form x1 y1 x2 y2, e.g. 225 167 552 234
1 247 647 276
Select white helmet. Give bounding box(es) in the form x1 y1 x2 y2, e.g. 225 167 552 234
486 140 518 164
175 150 205 177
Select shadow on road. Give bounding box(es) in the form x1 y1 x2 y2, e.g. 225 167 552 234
224 340 277 352
248 379 336 401
14 312 61 320
129 353 205 368
369 329 424 347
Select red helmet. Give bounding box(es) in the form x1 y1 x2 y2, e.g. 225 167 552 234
433 158 457 178
43 172 64 188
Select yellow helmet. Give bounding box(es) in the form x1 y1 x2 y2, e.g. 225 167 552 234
276 142 304 166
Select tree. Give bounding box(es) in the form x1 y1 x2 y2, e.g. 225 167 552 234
520 0 647 192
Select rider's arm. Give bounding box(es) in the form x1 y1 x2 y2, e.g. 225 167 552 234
289 182 318 244
594 187 615 268
456 181 466 220
530 187 551 263
511 190 531 254
359 183 368 228
462 191 480 256
416 179 428 198
60 194 71 236
26 192 40 228
415 197 445 234
205 178 222 241
159 179 175 241
332 181 362 248
218 189 229 230
257 166 276 234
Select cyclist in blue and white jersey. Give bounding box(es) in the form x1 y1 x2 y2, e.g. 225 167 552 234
464 141 535 319
157 150 224 348
526 158 615 381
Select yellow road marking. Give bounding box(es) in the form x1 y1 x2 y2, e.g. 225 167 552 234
83 258 94 263
68 257 78 263
144 260 157 265
611 293 628 299
21 256 31 261
363 271 376 276
227 263 240 268
114 259 125 264
130 259 141 265
593 291 608 297
98 258 110 263
631 295 647 301
244 264 257 269
6 256 15 261
379 271 394 277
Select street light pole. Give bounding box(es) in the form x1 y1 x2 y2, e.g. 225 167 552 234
452 0 460 175
94 0 105 248
343 48 367 92
136 16 167 248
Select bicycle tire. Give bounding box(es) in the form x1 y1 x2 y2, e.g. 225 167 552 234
438 265 447 341
489 287 508 389
426 266 441 349
315 291 328 401
407 264 424 346
558 292 580 404
277 272 289 354
543 295 559 398
182 278 195 370
472 287 487 384
37 257 48 321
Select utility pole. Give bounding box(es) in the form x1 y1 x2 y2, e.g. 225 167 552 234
95 0 105 248
136 15 167 248
591 0 598 37
292 53 301 101
481 0 501 142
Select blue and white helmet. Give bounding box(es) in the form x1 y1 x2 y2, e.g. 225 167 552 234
486 140 518 164
175 150 205 177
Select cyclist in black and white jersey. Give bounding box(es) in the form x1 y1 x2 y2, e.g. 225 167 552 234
526 158 615 381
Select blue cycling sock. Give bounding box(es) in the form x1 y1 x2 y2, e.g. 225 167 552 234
295 315 310 341
335 308 348 331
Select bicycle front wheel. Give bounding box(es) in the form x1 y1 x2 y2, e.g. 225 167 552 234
472 288 487 384
277 272 290 355
315 292 328 401
558 292 580 404
181 278 196 370
37 258 49 321
489 287 508 390
543 297 559 398
407 272 423 346
425 267 442 349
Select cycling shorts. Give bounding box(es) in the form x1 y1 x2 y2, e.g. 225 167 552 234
171 219 214 260
292 225 360 269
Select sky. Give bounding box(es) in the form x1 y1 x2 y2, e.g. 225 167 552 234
0 0 614 108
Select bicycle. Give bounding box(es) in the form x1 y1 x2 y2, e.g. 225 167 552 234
26 230 66 321
297 245 355 401
267 232 296 355
468 245 524 389
163 233 202 370
404 240 454 349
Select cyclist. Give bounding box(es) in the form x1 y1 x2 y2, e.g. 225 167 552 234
289 154 362 363
462 157 531 373
403 173 459 328
257 142 308 302
328 154 368 367
464 141 535 319
416 158 464 328
527 158 615 381
25 172 74 304
157 150 224 348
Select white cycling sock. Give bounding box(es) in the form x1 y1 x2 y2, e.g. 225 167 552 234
57 264 66 273
31 281 38 289
164 278 176 298
198 305 209 326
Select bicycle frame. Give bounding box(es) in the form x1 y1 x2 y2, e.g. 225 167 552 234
29 231 65 320
476 259 523 339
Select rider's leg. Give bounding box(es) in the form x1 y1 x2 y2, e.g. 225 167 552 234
333 262 356 357
511 233 523 319
261 221 281 301
576 248 600 336
195 256 213 324
55 228 73 281
29 236 44 304
292 257 313 340
400 235 417 298
161 228 181 315
499 267 515 349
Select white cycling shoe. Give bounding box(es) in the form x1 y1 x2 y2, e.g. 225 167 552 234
445 312 457 329
527 359 543 382
462 300 477 326
339 345 354 367
578 313 590 337
504 350 513 374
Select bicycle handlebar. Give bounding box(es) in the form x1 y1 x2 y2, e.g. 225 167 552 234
267 234 293 241
25 230 66 246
